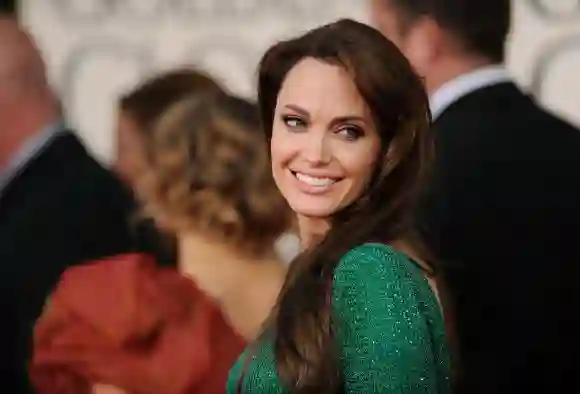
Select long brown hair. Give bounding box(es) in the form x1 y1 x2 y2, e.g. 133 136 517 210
257 19 433 392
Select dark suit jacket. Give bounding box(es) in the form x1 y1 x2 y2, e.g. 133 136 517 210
418 82 580 393
0 131 137 393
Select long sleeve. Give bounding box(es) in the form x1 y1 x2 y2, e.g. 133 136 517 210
332 244 449 394
226 243 449 394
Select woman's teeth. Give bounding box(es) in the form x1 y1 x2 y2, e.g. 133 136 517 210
295 172 337 186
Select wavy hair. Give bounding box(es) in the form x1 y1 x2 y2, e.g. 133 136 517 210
256 19 434 392
138 92 291 256
119 69 222 137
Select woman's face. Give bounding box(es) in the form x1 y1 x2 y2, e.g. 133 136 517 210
113 111 147 189
270 57 381 219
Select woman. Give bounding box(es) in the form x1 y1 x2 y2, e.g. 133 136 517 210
228 19 450 393
30 91 292 394
114 69 223 267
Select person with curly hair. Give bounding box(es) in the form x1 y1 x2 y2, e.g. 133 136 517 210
113 69 223 267
30 90 292 394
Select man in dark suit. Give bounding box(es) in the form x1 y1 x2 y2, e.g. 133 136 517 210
0 18 136 393
370 1 580 392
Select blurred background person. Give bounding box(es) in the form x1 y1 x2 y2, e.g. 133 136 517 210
114 69 223 267
370 0 580 392
30 90 292 394
0 1 15 14
0 17 137 394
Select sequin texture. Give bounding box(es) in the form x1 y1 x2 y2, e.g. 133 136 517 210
227 243 451 393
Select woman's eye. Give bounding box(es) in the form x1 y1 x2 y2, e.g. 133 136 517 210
282 116 306 129
337 126 363 140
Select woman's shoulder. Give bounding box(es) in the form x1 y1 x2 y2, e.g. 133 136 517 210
334 243 425 283
33 253 247 394
59 252 159 282
44 253 198 342
55 253 193 306
53 253 157 310
329 248 450 392
48 253 244 341
57 252 191 294
331 242 438 312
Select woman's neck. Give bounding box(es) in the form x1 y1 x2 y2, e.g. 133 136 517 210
296 215 331 249
177 232 286 339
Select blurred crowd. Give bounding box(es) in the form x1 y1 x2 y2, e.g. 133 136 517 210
1 1 579 394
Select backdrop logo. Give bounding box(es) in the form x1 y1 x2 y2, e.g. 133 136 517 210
60 38 261 112
20 0 580 159
525 0 580 118
530 35 580 97
47 0 353 104
528 0 580 20
23 0 358 159
51 0 332 23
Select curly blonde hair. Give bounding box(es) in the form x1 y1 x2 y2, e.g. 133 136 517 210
138 92 291 256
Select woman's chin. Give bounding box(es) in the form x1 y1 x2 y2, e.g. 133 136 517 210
289 201 336 219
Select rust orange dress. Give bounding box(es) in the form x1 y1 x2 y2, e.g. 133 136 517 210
30 253 246 394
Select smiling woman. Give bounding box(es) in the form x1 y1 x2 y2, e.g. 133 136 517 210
271 57 381 232
228 18 450 394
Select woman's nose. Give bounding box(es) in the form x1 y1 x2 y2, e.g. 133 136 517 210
301 132 331 165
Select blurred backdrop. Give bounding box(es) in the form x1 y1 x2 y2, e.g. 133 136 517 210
16 0 580 162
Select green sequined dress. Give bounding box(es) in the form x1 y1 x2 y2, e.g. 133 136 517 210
227 243 451 393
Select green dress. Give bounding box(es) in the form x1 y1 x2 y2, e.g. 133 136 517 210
227 243 451 393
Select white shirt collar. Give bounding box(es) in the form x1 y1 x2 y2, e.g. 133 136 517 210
0 121 63 194
429 65 511 120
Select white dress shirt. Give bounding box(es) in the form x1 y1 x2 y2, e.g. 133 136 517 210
0 121 63 195
429 65 511 120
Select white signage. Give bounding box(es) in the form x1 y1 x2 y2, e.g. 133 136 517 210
20 0 580 161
